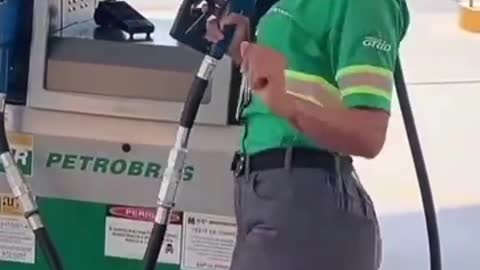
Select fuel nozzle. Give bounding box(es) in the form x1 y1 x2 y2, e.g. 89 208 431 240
169 0 230 55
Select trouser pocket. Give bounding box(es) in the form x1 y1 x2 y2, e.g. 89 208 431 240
335 164 379 224
243 169 292 236
348 169 383 269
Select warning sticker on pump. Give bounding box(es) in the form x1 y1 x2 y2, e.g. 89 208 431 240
181 212 237 270
0 133 34 177
104 205 182 265
0 193 36 264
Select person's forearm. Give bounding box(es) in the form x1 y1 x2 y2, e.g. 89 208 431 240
289 98 388 158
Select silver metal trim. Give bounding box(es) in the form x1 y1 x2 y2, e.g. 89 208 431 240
1 152 39 216
157 146 187 208
235 74 252 121
176 126 190 149
197 56 218 81
156 126 190 210
154 207 170 225
0 93 6 112
28 214 44 231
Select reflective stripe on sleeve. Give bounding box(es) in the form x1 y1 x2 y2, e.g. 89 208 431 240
335 65 394 81
341 87 391 111
284 69 342 108
336 65 394 111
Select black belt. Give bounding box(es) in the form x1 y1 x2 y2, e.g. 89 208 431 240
231 147 341 177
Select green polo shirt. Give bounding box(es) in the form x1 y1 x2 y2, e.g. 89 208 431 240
240 0 410 154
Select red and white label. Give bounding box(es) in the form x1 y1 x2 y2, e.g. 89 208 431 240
104 205 182 264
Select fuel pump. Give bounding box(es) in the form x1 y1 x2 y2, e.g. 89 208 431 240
0 1 64 270
142 0 442 269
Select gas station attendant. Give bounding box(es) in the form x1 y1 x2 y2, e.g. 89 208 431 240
206 0 410 269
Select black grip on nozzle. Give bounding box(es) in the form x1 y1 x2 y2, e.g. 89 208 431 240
179 76 209 128
210 25 236 59
143 223 168 270
34 227 64 270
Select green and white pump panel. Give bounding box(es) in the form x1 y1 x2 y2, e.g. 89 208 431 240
0 0 242 269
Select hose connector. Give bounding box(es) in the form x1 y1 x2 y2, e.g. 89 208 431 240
0 152 43 230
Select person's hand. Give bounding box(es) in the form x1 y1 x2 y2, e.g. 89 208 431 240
204 13 250 64
240 41 297 120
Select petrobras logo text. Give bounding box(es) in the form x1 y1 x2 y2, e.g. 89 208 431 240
362 36 392 52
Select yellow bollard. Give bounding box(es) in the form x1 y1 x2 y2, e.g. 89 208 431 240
459 1 480 32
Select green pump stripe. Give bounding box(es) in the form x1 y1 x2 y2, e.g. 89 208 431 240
341 86 392 101
336 65 393 81
285 69 338 94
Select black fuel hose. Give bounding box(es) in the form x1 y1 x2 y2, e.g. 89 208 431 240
34 227 64 270
142 23 237 270
0 107 64 270
394 60 442 270
0 112 9 153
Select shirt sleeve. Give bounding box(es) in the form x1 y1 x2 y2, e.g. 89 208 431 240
330 0 409 112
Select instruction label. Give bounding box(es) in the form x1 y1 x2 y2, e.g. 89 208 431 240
181 212 237 270
0 193 36 264
104 205 182 265
0 133 34 177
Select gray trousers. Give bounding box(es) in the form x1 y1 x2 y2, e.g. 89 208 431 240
230 153 382 270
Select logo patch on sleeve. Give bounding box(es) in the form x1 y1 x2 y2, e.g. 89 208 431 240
362 36 392 52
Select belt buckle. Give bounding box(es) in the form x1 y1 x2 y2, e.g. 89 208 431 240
231 152 246 177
